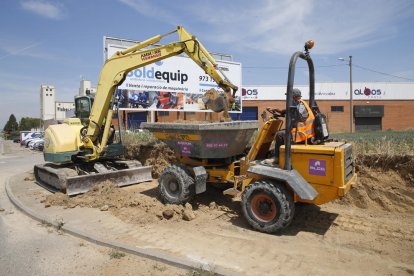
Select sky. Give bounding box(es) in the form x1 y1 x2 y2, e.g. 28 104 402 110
1 0 414 128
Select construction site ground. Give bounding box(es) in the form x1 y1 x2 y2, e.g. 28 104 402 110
5 141 414 275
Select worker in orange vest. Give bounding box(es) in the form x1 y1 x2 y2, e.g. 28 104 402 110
265 88 316 165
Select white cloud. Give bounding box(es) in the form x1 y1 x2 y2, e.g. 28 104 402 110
21 0 65 20
119 0 414 55
0 41 43 60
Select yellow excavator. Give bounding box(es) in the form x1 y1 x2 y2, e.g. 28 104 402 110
34 26 238 195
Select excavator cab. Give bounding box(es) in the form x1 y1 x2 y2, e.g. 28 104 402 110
75 96 94 125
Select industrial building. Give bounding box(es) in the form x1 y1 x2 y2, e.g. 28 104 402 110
126 82 413 133
240 82 414 132
40 84 56 121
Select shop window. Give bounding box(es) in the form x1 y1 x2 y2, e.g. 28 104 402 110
331 106 344 112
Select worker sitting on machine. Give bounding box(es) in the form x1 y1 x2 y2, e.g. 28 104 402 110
265 88 316 165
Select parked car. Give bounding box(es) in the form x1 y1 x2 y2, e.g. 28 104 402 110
23 134 44 147
33 140 44 151
28 138 44 149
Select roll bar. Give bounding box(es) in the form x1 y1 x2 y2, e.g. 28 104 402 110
284 41 315 170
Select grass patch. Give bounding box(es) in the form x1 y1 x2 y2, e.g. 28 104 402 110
122 130 158 146
187 266 216 276
109 249 126 259
152 264 167 272
331 130 414 156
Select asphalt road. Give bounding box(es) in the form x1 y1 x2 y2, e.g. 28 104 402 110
0 140 186 276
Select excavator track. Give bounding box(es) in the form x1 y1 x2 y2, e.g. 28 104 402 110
34 161 152 196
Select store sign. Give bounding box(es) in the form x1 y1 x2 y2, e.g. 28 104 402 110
242 88 258 99
353 87 384 99
106 43 242 113
243 82 414 101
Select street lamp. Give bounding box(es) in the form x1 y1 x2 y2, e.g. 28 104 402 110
338 56 353 133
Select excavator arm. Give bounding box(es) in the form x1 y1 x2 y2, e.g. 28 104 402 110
83 26 238 161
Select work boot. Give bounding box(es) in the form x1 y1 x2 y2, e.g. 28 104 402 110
264 158 279 165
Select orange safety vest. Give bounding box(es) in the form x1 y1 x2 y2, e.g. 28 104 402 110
292 100 316 143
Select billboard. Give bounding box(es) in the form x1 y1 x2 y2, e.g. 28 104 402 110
105 41 242 113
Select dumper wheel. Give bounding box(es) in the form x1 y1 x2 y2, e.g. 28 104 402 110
159 165 194 204
242 180 294 233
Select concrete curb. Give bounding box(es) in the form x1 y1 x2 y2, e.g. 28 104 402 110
5 176 235 275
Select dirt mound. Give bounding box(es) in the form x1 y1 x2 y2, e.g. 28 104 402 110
333 154 414 213
44 180 236 225
44 181 181 224
124 142 177 178
356 154 414 183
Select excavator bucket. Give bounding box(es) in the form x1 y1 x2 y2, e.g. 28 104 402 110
34 161 153 196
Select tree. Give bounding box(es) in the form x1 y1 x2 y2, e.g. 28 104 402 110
18 117 41 131
3 114 18 132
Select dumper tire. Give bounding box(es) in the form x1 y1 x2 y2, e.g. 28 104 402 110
242 180 294 233
159 165 194 204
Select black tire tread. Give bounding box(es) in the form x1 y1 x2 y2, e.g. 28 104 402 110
158 165 194 204
241 180 294 233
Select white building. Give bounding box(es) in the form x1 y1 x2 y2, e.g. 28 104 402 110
79 80 96 96
40 84 56 121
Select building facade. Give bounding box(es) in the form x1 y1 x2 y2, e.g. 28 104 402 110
40 84 56 121
79 80 96 96
241 82 414 133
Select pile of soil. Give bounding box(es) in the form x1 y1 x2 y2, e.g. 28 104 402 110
333 154 414 213
123 142 177 178
44 180 237 225
356 154 414 184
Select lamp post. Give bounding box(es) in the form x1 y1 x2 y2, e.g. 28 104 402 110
338 56 353 133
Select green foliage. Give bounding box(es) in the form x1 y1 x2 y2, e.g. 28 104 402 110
3 114 18 132
8 131 20 140
18 117 41 131
109 249 126 259
187 266 216 276
122 130 158 146
331 130 414 156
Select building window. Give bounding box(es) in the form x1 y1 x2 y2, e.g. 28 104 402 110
46 93 49 96
331 106 344 112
